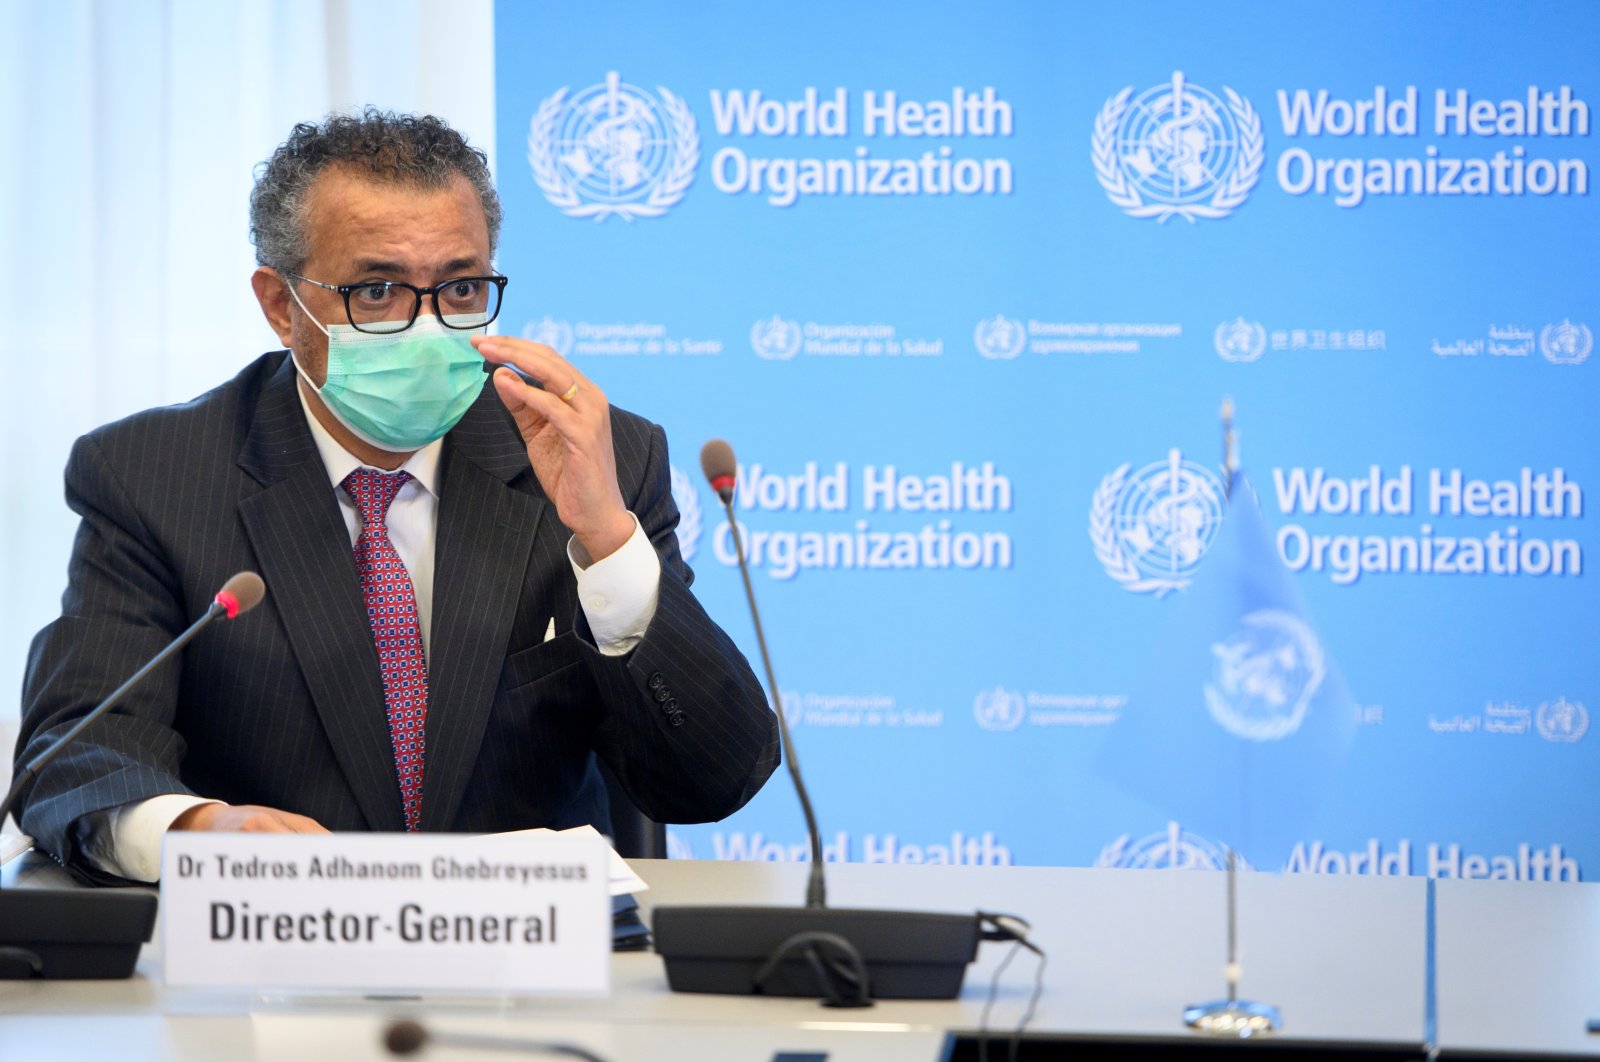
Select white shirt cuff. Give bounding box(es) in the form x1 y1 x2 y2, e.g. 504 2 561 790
567 513 661 657
84 794 220 883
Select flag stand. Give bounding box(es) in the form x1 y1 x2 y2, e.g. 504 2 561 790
1182 848 1282 1037
1182 400 1281 1037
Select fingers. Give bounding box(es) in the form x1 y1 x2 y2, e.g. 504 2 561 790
480 343 595 431
472 333 628 556
171 802 330 834
239 814 294 832
478 334 609 437
245 809 330 834
472 334 590 399
491 365 568 423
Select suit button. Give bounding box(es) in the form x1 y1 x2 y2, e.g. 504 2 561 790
668 712 685 727
647 672 665 690
654 687 671 703
663 697 679 713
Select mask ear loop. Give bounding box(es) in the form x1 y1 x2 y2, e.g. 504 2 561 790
282 273 332 391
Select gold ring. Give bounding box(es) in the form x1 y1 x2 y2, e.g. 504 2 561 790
558 381 579 403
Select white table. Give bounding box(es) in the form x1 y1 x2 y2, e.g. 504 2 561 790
1435 878 1600 1058
1 852 1441 1060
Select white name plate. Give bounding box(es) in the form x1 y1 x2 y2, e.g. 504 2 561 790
161 833 610 994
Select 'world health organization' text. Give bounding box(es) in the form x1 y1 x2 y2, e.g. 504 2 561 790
708 86 1015 207
1271 464 1584 585
714 461 1015 579
1276 84 1590 208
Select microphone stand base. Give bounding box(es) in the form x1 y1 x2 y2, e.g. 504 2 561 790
0 887 158 980
1183 998 1283 1038
653 904 980 1000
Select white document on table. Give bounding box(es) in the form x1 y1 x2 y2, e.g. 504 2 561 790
491 823 649 896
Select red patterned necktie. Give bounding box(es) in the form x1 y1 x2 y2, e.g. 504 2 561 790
343 468 428 831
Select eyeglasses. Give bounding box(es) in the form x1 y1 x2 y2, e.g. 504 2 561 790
285 272 508 334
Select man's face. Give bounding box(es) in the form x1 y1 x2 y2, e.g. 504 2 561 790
255 166 492 388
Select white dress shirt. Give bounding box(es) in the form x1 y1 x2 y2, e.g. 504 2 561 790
77 387 661 882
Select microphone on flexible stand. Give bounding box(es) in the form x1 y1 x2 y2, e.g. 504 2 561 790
0 572 267 980
650 443 998 1004
383 1019 609 1060
699 439 825 909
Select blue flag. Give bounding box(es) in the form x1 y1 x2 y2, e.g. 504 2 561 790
1098 472 1357 862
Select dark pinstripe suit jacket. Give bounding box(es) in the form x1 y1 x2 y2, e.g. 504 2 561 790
14 352 778 876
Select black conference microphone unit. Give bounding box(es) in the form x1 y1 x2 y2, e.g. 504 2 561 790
650 441 993 1004
0 572 267 980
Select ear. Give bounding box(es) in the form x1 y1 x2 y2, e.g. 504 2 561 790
251 267 294 347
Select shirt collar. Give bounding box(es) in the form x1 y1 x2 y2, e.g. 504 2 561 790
295 382 443 497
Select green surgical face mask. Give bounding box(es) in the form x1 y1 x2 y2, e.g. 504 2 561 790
289 284 486 452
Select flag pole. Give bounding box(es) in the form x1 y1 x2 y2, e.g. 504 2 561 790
1182 399 1282 1039
1221 396 1237 499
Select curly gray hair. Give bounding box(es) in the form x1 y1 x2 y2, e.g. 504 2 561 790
249 108 502 272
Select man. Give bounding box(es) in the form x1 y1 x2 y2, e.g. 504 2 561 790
13 110 777 883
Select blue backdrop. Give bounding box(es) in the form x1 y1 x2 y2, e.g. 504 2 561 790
491 1 1597 879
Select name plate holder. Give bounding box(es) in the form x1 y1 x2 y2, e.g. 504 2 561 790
161 833 610 996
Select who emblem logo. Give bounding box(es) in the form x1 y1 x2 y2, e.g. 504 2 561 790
522 316 574 357
751 316 803 360
1214 317 1266 362
1095 823 1245 870
1093 70 1265 223
974 315 1026 360
528 71 699 221
1541 320 1593 365
973 686 1026 731
1204 609 1326 742
668 466 703 563
1090 449 1227 596
1537 697 1588 743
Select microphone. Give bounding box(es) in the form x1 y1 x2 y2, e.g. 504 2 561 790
0 572 267 980
213 570 266 619
699 438 736 504
1 571 265 833
651 443 989 1003
383 1019 609 1060
699 440 826 907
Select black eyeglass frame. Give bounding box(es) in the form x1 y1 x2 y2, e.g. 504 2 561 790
284 272 509 334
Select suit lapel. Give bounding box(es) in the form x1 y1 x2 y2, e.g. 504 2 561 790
420 390 543 830
236 356 404 831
